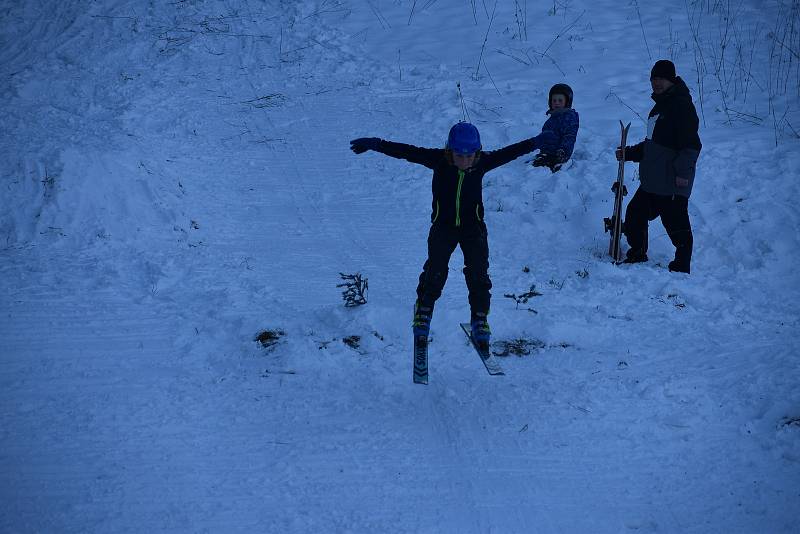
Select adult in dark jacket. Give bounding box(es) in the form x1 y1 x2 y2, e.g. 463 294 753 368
350 123 556 345
616 60 702 273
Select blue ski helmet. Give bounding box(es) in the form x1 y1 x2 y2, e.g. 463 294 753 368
446 122 482 154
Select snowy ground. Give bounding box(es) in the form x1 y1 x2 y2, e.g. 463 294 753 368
1 0 799 532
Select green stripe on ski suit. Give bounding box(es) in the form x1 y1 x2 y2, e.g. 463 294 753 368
455 170 465 227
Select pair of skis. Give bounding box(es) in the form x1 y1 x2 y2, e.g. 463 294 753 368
604 121 631 263
413 324 504 385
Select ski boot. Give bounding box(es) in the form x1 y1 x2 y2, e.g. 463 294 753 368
470 311 491 350
412 302 433 338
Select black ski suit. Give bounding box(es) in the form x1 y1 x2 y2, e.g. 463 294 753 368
374 138 539 314
623 77 702 271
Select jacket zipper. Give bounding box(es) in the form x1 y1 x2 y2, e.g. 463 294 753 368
455 170 465 227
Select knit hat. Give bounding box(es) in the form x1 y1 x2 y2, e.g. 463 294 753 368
650 59 677 82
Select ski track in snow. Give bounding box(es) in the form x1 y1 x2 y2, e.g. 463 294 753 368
1 0 799 532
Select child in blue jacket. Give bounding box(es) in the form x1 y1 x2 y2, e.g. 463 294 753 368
532 83 580 172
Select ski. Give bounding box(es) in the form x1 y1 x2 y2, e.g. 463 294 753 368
413 335 428 384
604 121 631 262
460 323 505 376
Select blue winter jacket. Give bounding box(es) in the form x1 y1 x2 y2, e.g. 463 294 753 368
539 108 579 162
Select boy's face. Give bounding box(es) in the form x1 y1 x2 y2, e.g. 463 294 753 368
453 152 477 170
550 94 567 109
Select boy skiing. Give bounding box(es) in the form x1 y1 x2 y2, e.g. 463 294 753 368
532 83 580 172
350 123 555 348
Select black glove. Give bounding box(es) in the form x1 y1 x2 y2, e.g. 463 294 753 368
532 153 558 168
611 182 628 196
532 148 566 172
615 146 633 162
350 137 381 154
532 130 557 152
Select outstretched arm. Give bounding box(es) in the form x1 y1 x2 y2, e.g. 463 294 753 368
481 131 556 171
350 138 442 169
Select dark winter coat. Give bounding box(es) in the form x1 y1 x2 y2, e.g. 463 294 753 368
625 77 702 197
540 107 579 162
374 139 538 228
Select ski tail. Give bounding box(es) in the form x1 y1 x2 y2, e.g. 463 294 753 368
413 335 428 384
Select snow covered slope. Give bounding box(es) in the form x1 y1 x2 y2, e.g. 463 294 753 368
1 0 798 532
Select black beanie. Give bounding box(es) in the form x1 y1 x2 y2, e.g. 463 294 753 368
650 59 677 82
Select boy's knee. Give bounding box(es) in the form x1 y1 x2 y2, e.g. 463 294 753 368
424 268 448 287
463 267 491 287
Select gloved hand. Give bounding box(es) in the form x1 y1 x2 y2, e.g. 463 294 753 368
532 152 558 168
350 137 381 154
532 130 557 152
610 181 628 195
615 146 632 161
532 149 566 173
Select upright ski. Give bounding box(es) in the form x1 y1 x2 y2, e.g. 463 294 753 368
604 121 631 262
460 323 505 376
413 335 428 384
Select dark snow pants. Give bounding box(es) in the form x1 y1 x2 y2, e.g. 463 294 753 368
624 188 693 269
416 223 491 315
